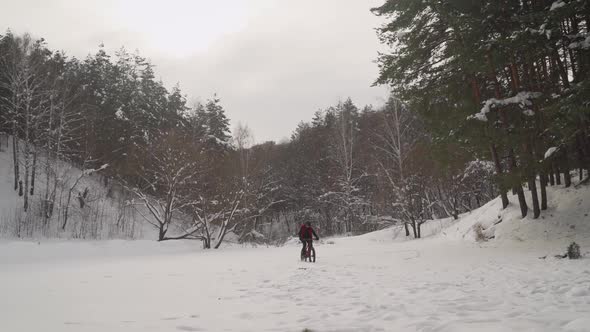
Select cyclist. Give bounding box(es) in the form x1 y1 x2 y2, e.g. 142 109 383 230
299 221 319 260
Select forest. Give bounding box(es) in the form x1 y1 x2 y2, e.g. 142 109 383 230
0 0 588 247
372 0 589 219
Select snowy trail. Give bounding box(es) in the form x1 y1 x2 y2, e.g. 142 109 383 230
1 239 589 332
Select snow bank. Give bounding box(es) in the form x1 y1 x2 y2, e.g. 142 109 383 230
330 178 590 255
440 181 590 252
330 216 457 245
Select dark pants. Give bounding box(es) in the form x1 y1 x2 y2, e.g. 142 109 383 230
301 239 312 257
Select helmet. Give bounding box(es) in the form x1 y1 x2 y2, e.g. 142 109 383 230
305 221 312 227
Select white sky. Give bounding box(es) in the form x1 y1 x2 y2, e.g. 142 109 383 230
0 0 389 142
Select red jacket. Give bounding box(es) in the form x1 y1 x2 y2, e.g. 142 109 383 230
299 224 319 240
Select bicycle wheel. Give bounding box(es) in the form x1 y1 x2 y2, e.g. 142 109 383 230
303 241 311 262
310 247 316 263
300 241 308 261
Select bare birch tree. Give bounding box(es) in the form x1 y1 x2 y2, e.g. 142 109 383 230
372 96 422 237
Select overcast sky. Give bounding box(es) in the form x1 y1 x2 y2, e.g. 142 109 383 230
0 0 389 142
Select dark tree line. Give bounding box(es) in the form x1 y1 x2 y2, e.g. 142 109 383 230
1 28 501 243
265 97 497 239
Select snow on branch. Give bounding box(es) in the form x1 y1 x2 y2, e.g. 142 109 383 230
549 0 565 11
468 92 542 122
82 163 109 176
569 36 590 50
544 147 558 159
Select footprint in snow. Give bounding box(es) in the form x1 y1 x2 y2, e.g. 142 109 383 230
176 326 203 331
568 286 590 297
238 312 253 319
64 321 83 325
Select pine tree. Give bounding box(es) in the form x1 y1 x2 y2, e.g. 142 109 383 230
203 95 231 156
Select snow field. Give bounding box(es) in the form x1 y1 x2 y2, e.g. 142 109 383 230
1 234 589 331
0 180 589 331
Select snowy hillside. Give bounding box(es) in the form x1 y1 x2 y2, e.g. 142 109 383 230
0 137 151 239
1 183 589 331
441 182 590 252
347 182 590 252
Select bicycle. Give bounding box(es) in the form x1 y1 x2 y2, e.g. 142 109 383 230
300 239 316 263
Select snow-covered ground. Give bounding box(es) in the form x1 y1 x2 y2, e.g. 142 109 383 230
1 185 589 331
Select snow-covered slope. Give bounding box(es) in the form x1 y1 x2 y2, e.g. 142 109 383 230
0 137 151 239
440 183 590 252
340 182 590 255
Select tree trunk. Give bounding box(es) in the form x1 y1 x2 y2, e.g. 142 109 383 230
555 165 562 185
12 134 19 191
516 185 528 218
528 177 540 219
215 196 242 249
498 62 527 217
484 55 511 210
62 189 73 231
404 222 410 237
44 150 52 223
30 149 37 196
524 140 541 218
510 151 528 218
23 146 29 212
215 225 230 249
268 215 275 243
576 134 588 180
490 144 510 208
540 170 548 210
563 150 572 188
158 224 167 241
553 49 571 89
205 225 211 249
23 89 32 212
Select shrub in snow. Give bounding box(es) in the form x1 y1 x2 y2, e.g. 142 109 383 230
473 223 487 242
567 242 581 259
